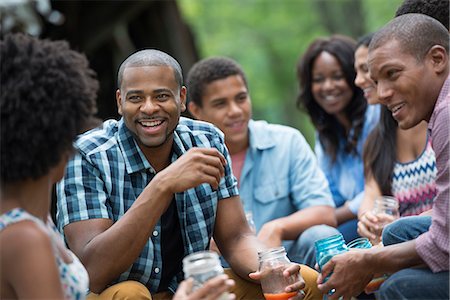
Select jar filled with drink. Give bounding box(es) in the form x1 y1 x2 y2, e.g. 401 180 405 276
258 247 301 300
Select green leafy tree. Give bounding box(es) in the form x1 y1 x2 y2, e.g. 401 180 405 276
179 0 402 145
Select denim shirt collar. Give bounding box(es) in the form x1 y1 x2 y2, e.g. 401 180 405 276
248 119 277 150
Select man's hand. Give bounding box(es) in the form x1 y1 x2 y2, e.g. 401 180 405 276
317 249 373 300
257 221 283 248
157 147 227 192
173 275 235 300
249 264 306 299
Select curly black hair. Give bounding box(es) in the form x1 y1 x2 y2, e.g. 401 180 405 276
396 0 449 30
1 33 98 183
296 35 367 162
186 56 248 107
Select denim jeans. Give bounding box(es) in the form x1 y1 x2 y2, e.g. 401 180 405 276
377 215 449 300
338 218 359 243
377 267 449 300
286 224 340 268
382 216 431 246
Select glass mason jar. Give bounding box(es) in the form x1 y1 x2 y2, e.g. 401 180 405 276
182 251 229 299
258 247 300 300
346 237 372 249
372 196 400 218
315 234 348 276
346 237 389 294
371 196 400 245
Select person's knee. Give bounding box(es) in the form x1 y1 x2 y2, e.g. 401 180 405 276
381 221 397 246
377 272 411 299
299 225 340 247
89 280 152 300
299 264 323 300
225 266 322 300
289 225 339 266
225 268 264 299
382 218 407 246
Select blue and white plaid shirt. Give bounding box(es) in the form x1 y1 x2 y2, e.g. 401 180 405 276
56 117 239 293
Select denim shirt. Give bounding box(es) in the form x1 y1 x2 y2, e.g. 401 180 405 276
315 105 380 214
238 120 334 232
56 117 238 293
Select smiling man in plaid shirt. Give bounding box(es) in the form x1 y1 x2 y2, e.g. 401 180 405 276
57 49 320 300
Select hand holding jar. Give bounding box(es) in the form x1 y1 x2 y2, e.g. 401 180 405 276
370 196 400 245
182 251 234 300
250 247 306 300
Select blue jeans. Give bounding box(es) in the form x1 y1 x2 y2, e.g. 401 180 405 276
286 224 340 268
377 267 449 300
382 216 431 246
377 216 449 300
338 218 359 243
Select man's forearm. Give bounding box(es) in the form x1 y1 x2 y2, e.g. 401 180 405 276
75 179 173 292
367 240 425 274
225 234 267 283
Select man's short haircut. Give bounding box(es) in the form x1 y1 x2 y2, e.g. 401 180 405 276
395 0 449 30
1 33 98 183
186 57 248 107
370 13 449 62
117 49 183 89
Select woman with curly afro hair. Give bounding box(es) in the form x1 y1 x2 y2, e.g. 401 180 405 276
0 33 98 299
296 35 380 242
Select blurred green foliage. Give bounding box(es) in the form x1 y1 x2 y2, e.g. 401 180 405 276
179 0 403 146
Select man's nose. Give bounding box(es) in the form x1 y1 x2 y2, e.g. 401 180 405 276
227 101 242 116
141 97 159 114
377 83 393 105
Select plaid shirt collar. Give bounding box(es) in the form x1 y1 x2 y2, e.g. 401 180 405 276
117 118 190 175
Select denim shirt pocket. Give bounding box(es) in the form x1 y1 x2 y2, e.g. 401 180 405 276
254 178 290 204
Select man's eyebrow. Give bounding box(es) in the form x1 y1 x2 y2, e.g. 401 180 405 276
154 88 174 94
235 91 248 98
210 97 226 105
125 90 143 97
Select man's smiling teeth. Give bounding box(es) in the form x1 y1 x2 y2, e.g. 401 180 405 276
140 120 163 127
391 103 405 113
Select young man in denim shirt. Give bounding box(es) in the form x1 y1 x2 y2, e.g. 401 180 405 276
187 57 339 268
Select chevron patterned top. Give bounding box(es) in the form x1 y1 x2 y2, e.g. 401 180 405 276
391 138 437 217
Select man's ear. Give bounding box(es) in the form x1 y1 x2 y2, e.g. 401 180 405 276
428 45 448 74
116 89 123 116
188 101 201 120
180 86 187 113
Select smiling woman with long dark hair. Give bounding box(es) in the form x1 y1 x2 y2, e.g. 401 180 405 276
296 35 379 242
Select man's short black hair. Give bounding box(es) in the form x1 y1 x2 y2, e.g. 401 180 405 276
396 0 449 30
370 13 449 62
1 33 99 183
117 49 183 89
186 57 247 107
